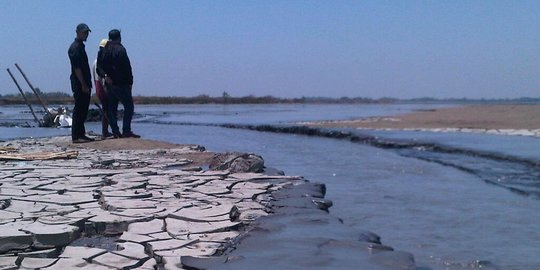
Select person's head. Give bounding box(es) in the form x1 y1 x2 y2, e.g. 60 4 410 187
108 29 121 42
99 39 108 50
76 23 91 41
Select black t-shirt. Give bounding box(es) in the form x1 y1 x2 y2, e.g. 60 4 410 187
68 39 92 90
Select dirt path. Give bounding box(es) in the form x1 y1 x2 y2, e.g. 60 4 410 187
56 137 216 166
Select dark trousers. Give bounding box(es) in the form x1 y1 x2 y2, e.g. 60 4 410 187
71 88 91 140
107 84 134 134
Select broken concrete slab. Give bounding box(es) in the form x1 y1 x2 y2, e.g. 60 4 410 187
168 204 237 222
0 210 21 221
0 222 34 253
147 231 174 241
112 242 148 261
0 256 17 270
90 252 143 269
19 257 58 269
138 257 158 269
126 219 164 235
161 256 183 270
101 198 159 210
155 245 216 258
88 213 150 235
17 248 60 260
196 231 240 243
58 246 107 260
118 232 155 244
20 222 80 248
37 216 86 226
147 238 199 252
100 190 153 199
166 218 241 236
41 257 110 269
13 192 95 206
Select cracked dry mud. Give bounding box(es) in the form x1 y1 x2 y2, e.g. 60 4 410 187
0 137 304 269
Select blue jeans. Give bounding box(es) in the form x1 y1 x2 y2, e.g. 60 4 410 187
107 84 134 134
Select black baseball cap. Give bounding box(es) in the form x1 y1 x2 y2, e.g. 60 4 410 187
76 23 91 32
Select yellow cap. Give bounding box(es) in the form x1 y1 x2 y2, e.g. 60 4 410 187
99 39 108 48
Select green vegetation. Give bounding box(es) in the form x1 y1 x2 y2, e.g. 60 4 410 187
0 90 73 105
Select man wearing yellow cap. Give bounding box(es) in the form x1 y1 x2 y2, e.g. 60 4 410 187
93 39 112 139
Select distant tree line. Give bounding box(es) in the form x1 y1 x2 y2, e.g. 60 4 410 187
1 90 538 105
0 89 73 105
133 93 300 104
131 92 403 104
0 90 397 105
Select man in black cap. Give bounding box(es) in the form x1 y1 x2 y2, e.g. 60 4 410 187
101 29 140 138
68 23 94 143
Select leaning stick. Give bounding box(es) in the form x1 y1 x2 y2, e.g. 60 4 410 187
6 68 41 125
15 63 48 113
94 102 109 122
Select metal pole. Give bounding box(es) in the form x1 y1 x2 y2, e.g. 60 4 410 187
94 102 109 122
6 68 42 126
14 63 48 112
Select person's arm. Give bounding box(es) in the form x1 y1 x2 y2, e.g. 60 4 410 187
126 56 133 91
74 68 89 94
96 50 106 78
119 47 134 89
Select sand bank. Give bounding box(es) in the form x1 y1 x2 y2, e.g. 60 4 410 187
302 104 540 137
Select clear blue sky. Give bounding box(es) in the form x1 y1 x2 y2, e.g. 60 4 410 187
1 1 539 99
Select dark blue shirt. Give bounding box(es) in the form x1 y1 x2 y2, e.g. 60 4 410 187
68 38 92 90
